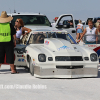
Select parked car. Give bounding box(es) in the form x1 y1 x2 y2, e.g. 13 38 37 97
14 31 98 78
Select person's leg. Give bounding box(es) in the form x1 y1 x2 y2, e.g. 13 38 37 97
0 45 5 67
76 33 79 42
5 44 17 73
80 33 83 42
10 64 16 73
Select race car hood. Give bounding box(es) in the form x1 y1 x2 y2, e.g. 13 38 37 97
28 38 82 57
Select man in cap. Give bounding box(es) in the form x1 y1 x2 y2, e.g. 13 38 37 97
0 11 17 74
51 17 58 27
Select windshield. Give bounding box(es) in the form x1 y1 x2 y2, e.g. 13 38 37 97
28 32 76 44
56 33 77 44
11 15 51 26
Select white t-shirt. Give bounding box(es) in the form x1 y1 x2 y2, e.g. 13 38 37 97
85 27 96 42
77 23 83 29
51 23 56 28
16 28 22 38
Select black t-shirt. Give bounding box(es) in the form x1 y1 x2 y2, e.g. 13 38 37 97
0 23 16 46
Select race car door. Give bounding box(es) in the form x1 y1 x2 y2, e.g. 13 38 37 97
54 14 76 39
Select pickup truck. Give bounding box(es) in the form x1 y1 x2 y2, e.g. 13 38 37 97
8 12 76 39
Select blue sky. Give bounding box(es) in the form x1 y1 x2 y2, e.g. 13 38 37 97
0 0 100 21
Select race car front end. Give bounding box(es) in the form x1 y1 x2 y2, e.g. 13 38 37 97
33 52 98 78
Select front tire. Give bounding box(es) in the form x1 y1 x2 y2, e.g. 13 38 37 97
29 57 34 76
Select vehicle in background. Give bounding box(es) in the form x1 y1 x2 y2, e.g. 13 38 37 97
8 12 52 30
13 31 98 78
54 14 76 39
84 17 100 29
94 17 100 23
82 21 85 25
8 13 76 39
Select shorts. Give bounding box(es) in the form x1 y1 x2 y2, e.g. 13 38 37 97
0 45 14 64
77 29 83 33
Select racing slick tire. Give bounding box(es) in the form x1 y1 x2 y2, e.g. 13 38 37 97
29 57 34 76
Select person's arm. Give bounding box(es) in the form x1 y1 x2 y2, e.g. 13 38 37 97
13 34 16 47
77 28 86 42
10 23 16 47
22 27 32 36
82 26 84 32
95 29 98 44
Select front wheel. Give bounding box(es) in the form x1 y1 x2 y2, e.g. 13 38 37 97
29 57 34 76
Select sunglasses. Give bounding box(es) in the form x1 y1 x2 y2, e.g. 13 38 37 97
16 20 19 22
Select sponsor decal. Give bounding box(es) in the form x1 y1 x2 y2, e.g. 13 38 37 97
17 55 23 57
18 59 25 62
88 45 97 47
24 56 26 58
45 41 49 45
57 45 72 51
18 59 21 62
22 59 24 62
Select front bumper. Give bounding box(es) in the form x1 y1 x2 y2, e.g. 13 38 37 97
34 62 98 78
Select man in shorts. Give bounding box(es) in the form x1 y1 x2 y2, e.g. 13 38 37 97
0 11 18 74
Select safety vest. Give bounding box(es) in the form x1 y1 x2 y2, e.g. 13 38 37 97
0 23 11 42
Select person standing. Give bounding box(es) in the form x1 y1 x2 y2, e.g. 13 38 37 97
0 11 18 74
14 18 31 44
95 22 100 43
51 17 58 27
77 19 98 44
76 20 83 42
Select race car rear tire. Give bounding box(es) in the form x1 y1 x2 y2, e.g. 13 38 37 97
29 57 34 76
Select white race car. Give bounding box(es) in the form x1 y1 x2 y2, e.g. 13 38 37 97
14 31 99 78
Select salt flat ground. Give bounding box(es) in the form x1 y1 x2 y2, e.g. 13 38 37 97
0 65 100 100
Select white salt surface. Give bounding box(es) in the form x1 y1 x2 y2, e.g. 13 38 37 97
0 65 100 100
